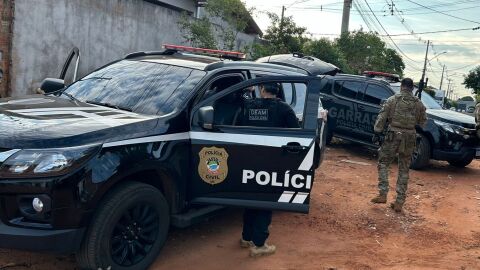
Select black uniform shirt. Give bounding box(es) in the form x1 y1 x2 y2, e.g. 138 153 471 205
240 98 300 128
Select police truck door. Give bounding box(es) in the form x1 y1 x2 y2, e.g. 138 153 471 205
189 76 322 213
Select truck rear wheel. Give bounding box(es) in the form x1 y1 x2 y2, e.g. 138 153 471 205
76 182 169 270
325 125 333 145
410 134 430 170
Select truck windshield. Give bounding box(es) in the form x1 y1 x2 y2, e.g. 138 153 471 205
390 85 442 109
63 60 206 115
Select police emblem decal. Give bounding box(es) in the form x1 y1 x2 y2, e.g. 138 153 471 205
198 147 229 185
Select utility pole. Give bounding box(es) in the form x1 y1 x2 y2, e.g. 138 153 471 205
418 40 430 99
439 65 445 91
439 65 446 106
279 5 286 47
446 78 452 100
341 0 351 34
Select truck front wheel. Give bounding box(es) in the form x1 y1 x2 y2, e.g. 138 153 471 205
76 182 169 270
448 154 474 168
410 134 430 170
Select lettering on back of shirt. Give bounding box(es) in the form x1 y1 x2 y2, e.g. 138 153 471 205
249 109 268 121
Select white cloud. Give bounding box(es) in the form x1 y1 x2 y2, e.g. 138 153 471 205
244 0 480 98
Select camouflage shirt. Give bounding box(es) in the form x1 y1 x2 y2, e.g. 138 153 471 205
374 90 427 133
475 102 480 130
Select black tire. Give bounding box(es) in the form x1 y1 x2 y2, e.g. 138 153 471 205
325 124 333 145
76 182 169 270
410 134 430 170
448 155 474 168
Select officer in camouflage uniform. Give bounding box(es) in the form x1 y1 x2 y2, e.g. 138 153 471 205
475 101 480 139
371 78 427 212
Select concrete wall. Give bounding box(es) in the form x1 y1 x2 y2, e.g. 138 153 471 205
10 0 259 96
0 0 13 97
11 0 188 96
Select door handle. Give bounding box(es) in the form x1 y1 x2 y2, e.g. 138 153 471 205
282 142 307 153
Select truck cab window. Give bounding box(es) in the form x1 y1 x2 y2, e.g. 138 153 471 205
363 84 392 105
204 75 244 100
334 81 364 100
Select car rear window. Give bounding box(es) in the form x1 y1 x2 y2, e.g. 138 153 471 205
334 81 364 100
363 84 392 105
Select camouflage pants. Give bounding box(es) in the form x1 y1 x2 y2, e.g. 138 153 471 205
377 131 417 204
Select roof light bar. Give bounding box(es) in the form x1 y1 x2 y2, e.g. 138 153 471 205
163 44 246 60
363 71 400 79
362 71 400 82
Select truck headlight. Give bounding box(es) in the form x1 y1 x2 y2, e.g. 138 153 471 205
0 145 99 178
433 120 467 135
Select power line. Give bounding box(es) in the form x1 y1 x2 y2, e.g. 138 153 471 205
404 0 480 25
291 4 480 15
383 26 480 36
287 0 313 8
362 0 422 64
352 0 424 71
401 5 480 15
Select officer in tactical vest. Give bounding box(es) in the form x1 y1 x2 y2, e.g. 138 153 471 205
371 78 427 212
239 83 299 257
475 101 480 139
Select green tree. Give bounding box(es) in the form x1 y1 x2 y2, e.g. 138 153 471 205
423 86 435 98
178 0 253 50
463 66 480 96
303 38 352 73
459 96 474 101
335 31 405 76
205 0 253 50
250 12 308 58
178 15 217 49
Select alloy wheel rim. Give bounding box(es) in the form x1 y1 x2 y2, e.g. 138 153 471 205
111 203 159 266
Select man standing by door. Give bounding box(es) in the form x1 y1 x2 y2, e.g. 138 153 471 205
370 78 427 213
239 83 299 257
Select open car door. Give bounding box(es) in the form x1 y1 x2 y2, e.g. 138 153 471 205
189 76 322 213
59 47 81 85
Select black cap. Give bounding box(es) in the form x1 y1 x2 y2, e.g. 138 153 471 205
401 78 414 90
261 83 280 95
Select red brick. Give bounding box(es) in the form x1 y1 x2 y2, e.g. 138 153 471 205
0 0 13 97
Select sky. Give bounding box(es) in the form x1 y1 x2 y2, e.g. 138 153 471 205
243 0 480 99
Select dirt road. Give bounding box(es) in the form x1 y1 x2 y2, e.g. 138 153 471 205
1 142 479 269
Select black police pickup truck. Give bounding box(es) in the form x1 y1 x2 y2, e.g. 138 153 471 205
0 45 327 269
257 54 480 169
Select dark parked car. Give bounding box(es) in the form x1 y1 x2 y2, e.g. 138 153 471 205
0 45 328 269
258 54 480 169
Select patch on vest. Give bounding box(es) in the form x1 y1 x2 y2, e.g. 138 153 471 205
249 109 268 121
198 147 229 185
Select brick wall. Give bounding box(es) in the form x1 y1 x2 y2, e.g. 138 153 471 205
0 0 13 97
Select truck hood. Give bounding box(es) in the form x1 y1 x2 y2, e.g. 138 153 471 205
0 96 160 149
427 108 476 129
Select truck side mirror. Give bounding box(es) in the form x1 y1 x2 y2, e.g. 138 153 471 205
40 78 65 94
198 106 215 130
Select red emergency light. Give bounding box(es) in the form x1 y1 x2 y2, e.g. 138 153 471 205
363 71 400 82
163 44 246 60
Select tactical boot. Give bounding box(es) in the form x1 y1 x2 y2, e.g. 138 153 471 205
249 244 276 257
240 239 254 248
390 202 403 212
370 194 387 204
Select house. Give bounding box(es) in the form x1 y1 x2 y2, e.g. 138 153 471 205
0 0 262 97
